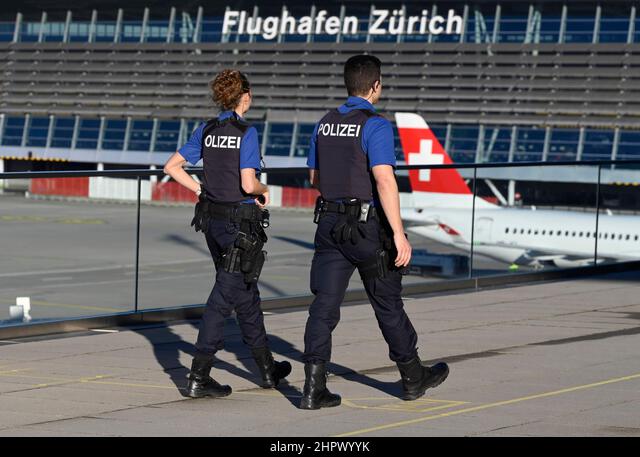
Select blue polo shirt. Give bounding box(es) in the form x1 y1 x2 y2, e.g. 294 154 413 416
178 111 261 170
306 96 396 170
178 111 260 204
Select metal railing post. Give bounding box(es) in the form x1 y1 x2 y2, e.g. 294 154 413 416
135 175 142 313
63 10 73 43
542 126 551 162
460 4 469 43
524 4 534 44
13 13 23 43
492 4 501 43
594 164 601 266
428 5 438 43
46 115 55 149
88 10 98 43
611 127 620 170
38 12 47 43
193 6 203 43
140 7 149 43
114 9 123 43
469 166 478 278
593 4 601 44
558 4 567 44
167 7 176 43
21 114 31 147
628 6 636 44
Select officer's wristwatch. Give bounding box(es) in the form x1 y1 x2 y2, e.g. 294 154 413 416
195 187 202 197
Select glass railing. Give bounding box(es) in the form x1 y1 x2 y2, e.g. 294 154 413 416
1 159 639 329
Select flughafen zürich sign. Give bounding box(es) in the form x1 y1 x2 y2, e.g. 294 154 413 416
222 8 464 40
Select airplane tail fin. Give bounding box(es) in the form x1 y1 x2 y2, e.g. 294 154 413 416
395 112 496 209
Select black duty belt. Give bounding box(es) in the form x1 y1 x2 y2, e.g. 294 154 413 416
191 196 270 234
207 200 268 225
315 197 377 223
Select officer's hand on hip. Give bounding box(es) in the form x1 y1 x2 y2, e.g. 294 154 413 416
393 232 412 268
255 190 269 208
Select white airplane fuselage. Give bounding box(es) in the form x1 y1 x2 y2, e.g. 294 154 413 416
402 206 640 267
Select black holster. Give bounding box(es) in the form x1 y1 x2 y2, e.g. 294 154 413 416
221 229 267 284
358 248 392 281
357 213 409 280
192 190 269 285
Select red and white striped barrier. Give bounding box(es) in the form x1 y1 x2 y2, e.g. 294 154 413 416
29 177 415 209
30 177 90 197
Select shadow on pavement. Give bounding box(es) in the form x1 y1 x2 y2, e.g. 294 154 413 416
133 315 403 406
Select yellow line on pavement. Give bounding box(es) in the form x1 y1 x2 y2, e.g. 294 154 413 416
342 398 468 414
235 390 301 398
0 369 31 375
0 370 182 391
345 397 461 403
0 371 110 388
335 372 640 437
84 380 180 390
0 215 105 225
30 300 121 313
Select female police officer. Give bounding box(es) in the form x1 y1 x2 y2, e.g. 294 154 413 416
163 70 291 398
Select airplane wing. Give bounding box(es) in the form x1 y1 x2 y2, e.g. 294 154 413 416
400 210 441 228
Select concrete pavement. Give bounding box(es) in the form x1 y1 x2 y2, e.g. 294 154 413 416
0 270 639 436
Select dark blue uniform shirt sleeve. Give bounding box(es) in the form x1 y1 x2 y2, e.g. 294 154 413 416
178 122 205 165
240 126 261 170
362 117 396 168
306 123 320 169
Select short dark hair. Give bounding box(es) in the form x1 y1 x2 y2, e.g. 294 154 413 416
344 54 382 96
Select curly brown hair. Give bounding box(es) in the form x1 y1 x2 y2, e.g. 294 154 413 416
209 70 251 111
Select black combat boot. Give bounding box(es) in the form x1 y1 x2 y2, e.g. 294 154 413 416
396 357 449 401
299 362 341 410
251 347 292 388
185 353 232 399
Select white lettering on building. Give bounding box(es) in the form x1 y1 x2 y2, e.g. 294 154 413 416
222 8 463 40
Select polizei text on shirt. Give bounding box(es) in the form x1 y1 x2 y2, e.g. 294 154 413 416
204 135 242 149
318 123 362 138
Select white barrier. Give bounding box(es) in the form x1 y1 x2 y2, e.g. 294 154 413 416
89 177 152 201
268 185 283 207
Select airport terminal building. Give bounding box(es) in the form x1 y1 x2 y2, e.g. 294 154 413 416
1 1 639 197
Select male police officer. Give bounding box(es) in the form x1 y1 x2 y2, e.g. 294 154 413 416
164 70 290 398
299 55 449 410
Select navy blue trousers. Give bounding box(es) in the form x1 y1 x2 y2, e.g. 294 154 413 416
303 212 419 364
195 218 267 355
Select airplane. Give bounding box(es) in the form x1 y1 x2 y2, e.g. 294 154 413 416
394 112 640 269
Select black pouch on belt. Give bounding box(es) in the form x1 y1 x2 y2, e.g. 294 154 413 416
221 245 242 273
243 250 266 284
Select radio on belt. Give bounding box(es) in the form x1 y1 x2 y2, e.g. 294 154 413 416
359 202 371 223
